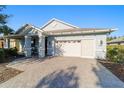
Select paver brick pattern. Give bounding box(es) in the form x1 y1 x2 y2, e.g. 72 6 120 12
0 57 124 88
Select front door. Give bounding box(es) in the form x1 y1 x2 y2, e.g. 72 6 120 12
45 37 48 56
46 37 54 56
31 38 38 56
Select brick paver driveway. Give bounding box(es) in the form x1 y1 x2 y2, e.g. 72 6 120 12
0 57 124 88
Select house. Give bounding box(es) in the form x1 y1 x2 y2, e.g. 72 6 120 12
107 40 124 45
3 18 116 59
0 36 17 49
0 37 4 48
107 37 124 45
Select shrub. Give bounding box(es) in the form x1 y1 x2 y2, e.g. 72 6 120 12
4 47 18 57
4 48 10 58
107 45 124 63
0 47 18 63
117 47 124 63
10 47 18 56
0 48 5 63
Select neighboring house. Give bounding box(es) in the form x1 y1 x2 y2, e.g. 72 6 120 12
3 18 116 59
0 37 4 48
107 38 124 45
0 36 16 49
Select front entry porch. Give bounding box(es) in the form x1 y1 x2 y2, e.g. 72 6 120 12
4 34 46 58
24 36 39 57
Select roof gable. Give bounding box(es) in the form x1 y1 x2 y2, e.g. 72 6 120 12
15 24 42 35
41 18 79 31
15 24 32 34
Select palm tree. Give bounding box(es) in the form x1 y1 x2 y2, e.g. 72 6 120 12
0 25 14 35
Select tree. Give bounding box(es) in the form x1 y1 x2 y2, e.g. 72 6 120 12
0 25 14 35
107 36 113 41
0 6 14 35
113 36 117 39
0 6 9 26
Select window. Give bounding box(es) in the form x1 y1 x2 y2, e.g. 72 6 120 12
73 41 76 43
77 40 81 43
1 42 3 48
100 40 103 46
49 41 51 45
63 41 66 43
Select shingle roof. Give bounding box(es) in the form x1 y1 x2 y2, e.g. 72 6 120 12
7 18 117 37
15 24 33 34
15 24 42 35
43 28 116 35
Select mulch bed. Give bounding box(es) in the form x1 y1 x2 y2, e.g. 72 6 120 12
0 63 23 84
99 60 124 82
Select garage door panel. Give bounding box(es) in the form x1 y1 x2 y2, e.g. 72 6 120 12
54 39 95 58
81 39 95 58
55 40 81 57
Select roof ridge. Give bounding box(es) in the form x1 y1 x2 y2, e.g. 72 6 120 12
40 18 79 30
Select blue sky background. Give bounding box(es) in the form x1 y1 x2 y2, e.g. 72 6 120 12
2 5 124 36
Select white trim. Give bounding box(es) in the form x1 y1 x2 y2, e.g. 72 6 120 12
52 18 79 28
31 25 43 32
40 18 79 30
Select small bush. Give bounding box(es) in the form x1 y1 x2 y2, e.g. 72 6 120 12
10 48 18 56
4 47 18 57
0 48 5 63
107 45 124 63
0 47 18 63
117 48 124 63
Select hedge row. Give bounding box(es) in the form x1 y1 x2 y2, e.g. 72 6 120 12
107 45 124 63
0 48 18 63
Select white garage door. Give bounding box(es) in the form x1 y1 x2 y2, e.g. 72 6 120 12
81 39 95 58
55 40 81 57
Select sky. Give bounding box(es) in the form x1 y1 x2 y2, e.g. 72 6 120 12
2 5 124 36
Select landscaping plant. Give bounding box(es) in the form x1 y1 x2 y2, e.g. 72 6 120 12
0 48 18 63
0 48 5 62
107 45 124 63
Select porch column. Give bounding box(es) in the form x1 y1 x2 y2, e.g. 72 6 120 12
38 33 45 58
24 35 31 57
52 39 55 56
4 38 9 48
